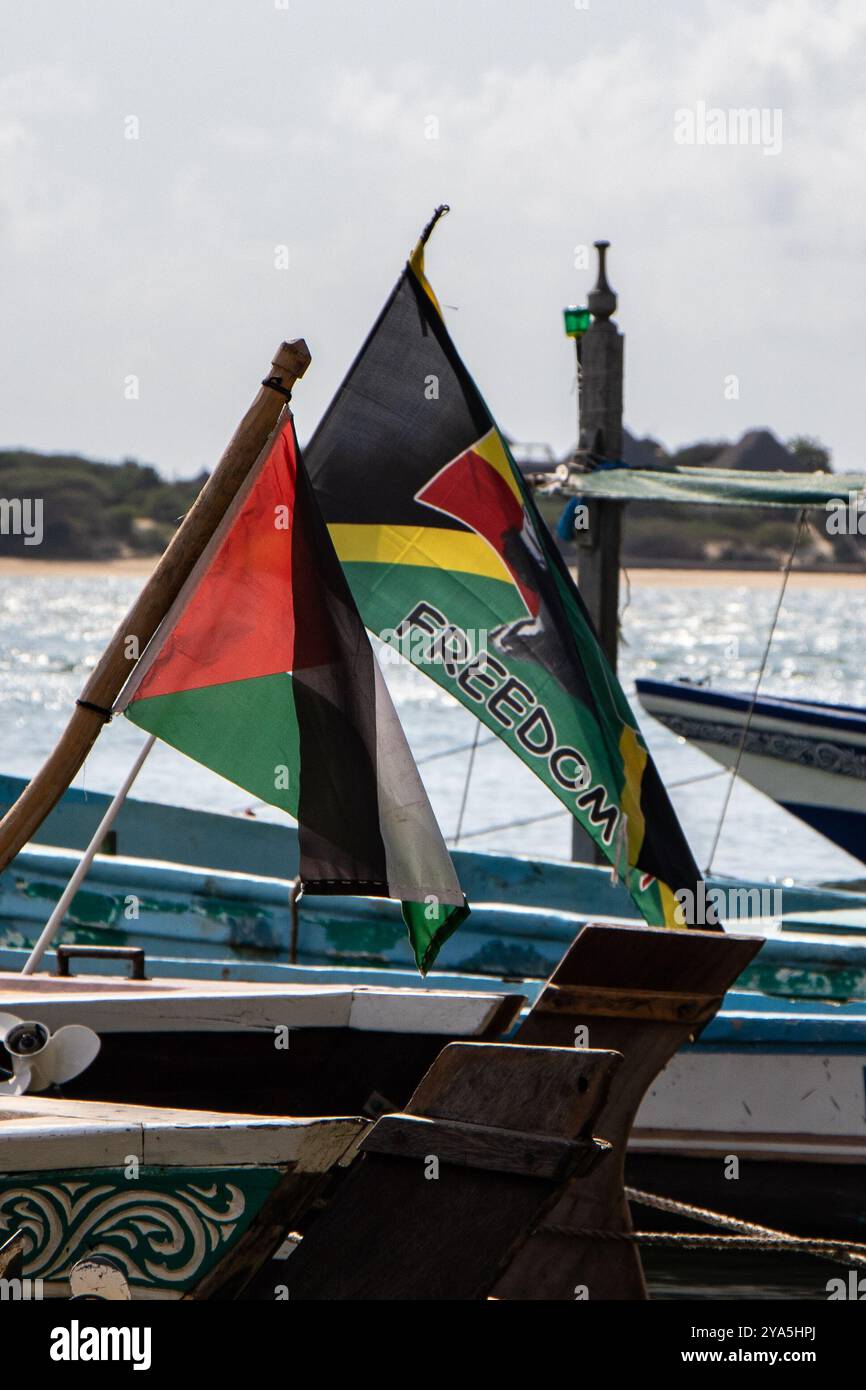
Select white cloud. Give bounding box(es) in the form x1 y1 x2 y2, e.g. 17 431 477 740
1 1 864 472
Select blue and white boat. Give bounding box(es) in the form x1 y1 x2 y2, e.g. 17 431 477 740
636 677 866 865
4 772 866 999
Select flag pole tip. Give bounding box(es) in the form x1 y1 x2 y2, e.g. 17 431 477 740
419 204 451 246
272 339 312 379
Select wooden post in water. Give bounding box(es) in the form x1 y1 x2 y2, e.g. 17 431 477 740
0 339 311 873
572 241 624 863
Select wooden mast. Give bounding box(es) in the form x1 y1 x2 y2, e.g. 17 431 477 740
0 338 311 873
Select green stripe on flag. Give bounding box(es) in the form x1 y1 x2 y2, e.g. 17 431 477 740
401 896 470 977
127 672 302 816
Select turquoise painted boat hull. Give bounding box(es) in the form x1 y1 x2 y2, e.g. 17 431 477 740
5 774 866 1000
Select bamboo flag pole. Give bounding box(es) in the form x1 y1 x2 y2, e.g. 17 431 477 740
0 338 311 874
21 734 157 975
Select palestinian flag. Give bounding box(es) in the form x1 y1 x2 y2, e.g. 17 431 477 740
304 232 705 930
115 413 468 973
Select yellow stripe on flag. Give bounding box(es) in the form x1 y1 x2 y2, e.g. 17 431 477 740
658 881 684 930
328 522 516 587
619 724 647 867
408 243 444 318
620 724 687 930
473 429 525 509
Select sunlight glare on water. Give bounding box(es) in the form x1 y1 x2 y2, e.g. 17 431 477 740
2 573 864 884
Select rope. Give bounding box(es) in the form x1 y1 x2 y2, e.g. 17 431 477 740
627 1183 771 1232
261 376 293 401
705 508 807 875
536 1227 866 1263
619 563 632 631
533 1184 866 1267
232 759 722 843
452 723 481 847
627 1183 866 1267
75 698 113 722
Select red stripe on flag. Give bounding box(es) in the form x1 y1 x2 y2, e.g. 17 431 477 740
135 423 298 699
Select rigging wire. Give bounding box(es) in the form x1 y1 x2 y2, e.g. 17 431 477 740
451 806 568 843
418 733 497 765
438 770 727 847
667 767 728 790
451 722 481 847
704 508 808 876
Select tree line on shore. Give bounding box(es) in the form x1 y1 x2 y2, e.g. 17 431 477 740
0 450 203 558
1 432 855 569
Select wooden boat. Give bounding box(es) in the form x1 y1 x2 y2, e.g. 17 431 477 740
356 916 758 1302
630 990 866 1241
5 937 864 1163
0 1094 366 1299
5 760 866 1242
0 966 524 1297
0 958 520 1115
4 710 866 1246
0 922 759 1299
636 677 866 864
5 921 866 1242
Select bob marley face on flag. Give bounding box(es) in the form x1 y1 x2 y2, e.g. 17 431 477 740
304 231 706 932
115 414 468 973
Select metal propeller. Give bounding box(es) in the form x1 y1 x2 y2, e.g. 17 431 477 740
0 1011 100 1095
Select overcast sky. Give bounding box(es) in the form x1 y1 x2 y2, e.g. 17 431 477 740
2 0 864 477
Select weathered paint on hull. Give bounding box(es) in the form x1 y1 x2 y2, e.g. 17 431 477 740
5 844 866 1001
5 774 866 999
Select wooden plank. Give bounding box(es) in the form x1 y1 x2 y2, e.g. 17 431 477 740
0 988 354 1034
0 1095 367 1171
347 985 523 1037
405 1040 620 1136
361 1114 606 1181
141 1116 367 1171
279 1154 564 1300
186 1165 338 1301
635 1048 866 1141
0 1117 144 1172
535 921 761 994
0 975 521 1039
0 1231 27 1280
280 1042 624 1300
484 919 766 1299
534 982 723 1024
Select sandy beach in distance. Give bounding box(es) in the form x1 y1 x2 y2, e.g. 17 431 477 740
0 557 159 578
2 557 865 588
623 566 866 589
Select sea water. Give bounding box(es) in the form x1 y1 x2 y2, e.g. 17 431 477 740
1 573 863 884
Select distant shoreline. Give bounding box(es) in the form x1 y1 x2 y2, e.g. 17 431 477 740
0 557 158 577
1 556 865 588
624 566 866 588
